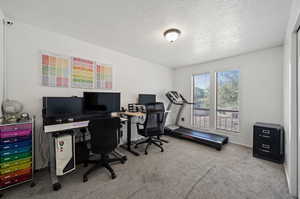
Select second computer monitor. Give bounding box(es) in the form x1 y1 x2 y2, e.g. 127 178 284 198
43 97 83 118
83 92 121 113
138 94 156 105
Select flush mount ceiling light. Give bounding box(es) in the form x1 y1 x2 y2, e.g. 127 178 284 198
163 28 181 43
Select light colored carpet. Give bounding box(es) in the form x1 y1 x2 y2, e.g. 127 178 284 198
2 137 292 199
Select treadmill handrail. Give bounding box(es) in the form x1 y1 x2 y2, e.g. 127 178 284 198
179 94 194 105
172 101 184 105
170 101 194 105
185 102 194 105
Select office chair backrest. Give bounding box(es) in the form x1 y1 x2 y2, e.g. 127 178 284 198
144 102 165 134
88 118 120 154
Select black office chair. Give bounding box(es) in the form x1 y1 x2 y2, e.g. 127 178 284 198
135 102 166 155
83 117 123 182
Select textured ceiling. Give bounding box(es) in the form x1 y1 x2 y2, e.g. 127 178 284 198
0 0 292 67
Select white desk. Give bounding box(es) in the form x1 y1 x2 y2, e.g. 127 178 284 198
44 118 128 133
44 121 89 133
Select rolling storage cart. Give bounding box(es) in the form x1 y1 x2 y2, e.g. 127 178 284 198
0 118 35 197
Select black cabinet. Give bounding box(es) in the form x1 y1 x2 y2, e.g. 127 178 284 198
253 122 284 163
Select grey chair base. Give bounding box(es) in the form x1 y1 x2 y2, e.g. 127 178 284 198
157 136 169 143
83 154 124 182
134 137 164 155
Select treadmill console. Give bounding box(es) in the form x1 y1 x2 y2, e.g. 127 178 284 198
166 91 183 104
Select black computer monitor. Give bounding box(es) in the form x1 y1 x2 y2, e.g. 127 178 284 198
83 92 121 113
138 94 156 105
43 97 83 118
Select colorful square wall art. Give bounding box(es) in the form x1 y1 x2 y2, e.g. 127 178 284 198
95 63 112 89
42 53 69 88
71 57 94 89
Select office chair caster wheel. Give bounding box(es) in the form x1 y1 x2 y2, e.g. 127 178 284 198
30 182 36 187
144 151 148 155
111 173 117 179
83 176 88 182
161 149 164 152
52 182 61 191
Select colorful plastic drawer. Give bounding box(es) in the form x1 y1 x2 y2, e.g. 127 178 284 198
0 174 31 187
0 152 31 163
0 157 31 169
0 146 32 157
0 168 32 182
0 140 32 151
0 162 31 175
0 135 31 145
0 130 32 139
0 124 32 133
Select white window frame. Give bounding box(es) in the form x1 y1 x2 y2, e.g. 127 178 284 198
191 69 240 133
215 70 240 133
191 73 211 130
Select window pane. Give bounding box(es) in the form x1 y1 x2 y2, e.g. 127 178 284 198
193 73 210 109
193 73 210 129
217 70 239 110
216 70 240 132
216 111 240 132
193 109 210 129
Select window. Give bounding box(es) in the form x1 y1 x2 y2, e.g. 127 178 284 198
192 73 210 129
216 70 240 132
192 69 240 132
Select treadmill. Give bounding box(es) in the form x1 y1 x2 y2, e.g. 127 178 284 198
164 91 228 150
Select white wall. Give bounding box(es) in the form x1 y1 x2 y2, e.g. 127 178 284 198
283 0 300 196
0 9 4 117
173 46 283 147
5 22 173 169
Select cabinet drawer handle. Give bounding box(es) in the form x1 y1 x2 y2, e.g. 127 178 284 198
262 129 270 134
259 148 270 153
259 134 270 138
261 144 270 149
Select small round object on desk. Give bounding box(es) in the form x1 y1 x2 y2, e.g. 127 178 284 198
55 119 63 124
20 112 30 120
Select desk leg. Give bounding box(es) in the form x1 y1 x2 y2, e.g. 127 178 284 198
49 134 61 191
120 116 139 156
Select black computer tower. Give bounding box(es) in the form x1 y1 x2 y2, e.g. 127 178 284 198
253 122 284 163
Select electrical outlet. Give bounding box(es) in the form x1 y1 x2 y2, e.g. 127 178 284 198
181 117 185 122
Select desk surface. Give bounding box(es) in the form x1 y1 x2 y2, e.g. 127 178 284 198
44 117 128 133
121 111 145 117
120 111 170 117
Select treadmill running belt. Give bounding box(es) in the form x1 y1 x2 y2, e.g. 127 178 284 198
177 128 225 143
168 127 228 150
